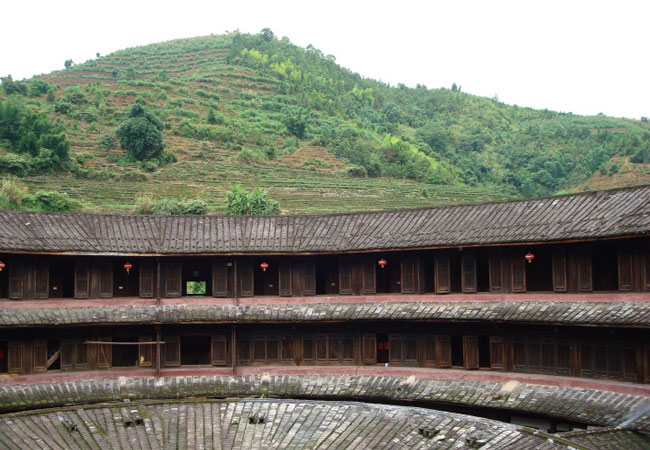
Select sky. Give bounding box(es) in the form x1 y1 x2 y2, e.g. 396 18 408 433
2 0 649 119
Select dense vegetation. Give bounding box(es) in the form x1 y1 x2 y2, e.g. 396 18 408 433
0 31 647 214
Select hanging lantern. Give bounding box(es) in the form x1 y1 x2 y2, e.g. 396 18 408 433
525 252 535 264
0 261 5 272
123 262 133 274
378 258 387 269
260 261 269 272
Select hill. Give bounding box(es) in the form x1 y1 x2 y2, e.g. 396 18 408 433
0 31 648 214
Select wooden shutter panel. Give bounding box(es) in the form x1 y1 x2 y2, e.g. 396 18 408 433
97 337 112 369
32 340 47 372
282 338 294 362
424 337 436 366
76 342 88 369
363 260 376 294
489 254 503 292
164 337 180 367
578 250 592 292
463 336 479 369
435 253 450 294
362 333 376 364
389 335 402 363
138 337 153 367
279 262 292 296
303 337 314 362
212 260 228 297
618 252 633 291
139 261 154 298
645 254 650 291
461 254 477 293
489 336 505 370
165 262 182 297
342 337 354 361
511 256 526 293
75 263 89 299
436 335 451 368
552 250 567 292
339 259 352 295
61 340 75 370
401 256 416 294
33 262 49 299
8 261 24 300
8 341 22 373
239 260 254 297
99 263 113 298
211 335 227 366
303 261 316 296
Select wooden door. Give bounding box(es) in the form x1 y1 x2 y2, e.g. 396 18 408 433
618 251 633 291
389 334 402 363
435 335 451 368
578 250 592 291
489 254 503 292
303 261 316 296
139 261 155 298
165 262 182 297
339 259 352 294
463 336 479 369
98 263 113 298
489 336 505 370
32 340 47 372
33 262 49 299
401 256 416 294
211 335 228 366
279 261 292 296
239 260 254 297
511 255 526 293
7 341 22 373
8 261 24 300
435 253 450 294
362 333 376 364
461 254 477 293
75 263 89 299
362 260 376 294
212 260 229 297
164 337 180 367
552 250 567 292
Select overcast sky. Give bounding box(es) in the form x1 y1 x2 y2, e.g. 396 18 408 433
2 0 648 119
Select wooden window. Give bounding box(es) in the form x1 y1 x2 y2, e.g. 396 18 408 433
552 250 567 292
138 337 153 367
489 254 503 292
557 341 570 374
267 339 279 361
463 336 479 369
389 335 402 363
33 340 47 372
404 336 418 364
279 262 292 296
512 339 526 371
342 337 354 361
303 261 316 296
164 337 180 367
99 263 113 298
435 335 451 368
75 263 89 299
339 259 352 294
8 261 24 300
316 336 327 361
511 256 526 293
60 340 75 370
401 256 416 294
618 252 633 291
238 340 250 363
622 347 637 381
435 253 450 294
33 262 49 299
139 261 154 298
461 254 477 293
239 260 254 297
212 260 229 297
254 338 266 362
165 262 182 297
362 333 376 364
303 338 313 362
540 339 554 372
424 337 436 366
281 338 293 362
489 336 504 370
97 338 112 369
7 341 22 373
363 260 376 294
328 336 339 361
581 343 594 376
578 250 592 291
76 342 88 369
211 335 227 366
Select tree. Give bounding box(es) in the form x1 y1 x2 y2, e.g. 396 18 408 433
115 103 164 161
226 185 280 215
260 28 275 41
64 59 74 69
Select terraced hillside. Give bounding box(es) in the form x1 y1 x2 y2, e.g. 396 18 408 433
1 32 648 213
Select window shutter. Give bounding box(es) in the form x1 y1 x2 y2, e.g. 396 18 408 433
61 340 75 370
461 254 477 293
434 253 450 294
328 336 339 362
618 252 633 291
97 337 112 369
435 335 451 368
211 335 227 366
362 333 376 364
76 342 88 369
212 260 228 297
8 341 22 373
401 256 416 294
489 336 504 370
511 256 526 293
489 254 503 292
138 337 153 367
404 336 418 363
139 261 154 298
303 261 316 296
302 337 314 362
165 262 182 297
557 341 571 375
8 261 24 300
99 263 113 298
339 259 352 294
316 336 327 361
253 337 266 362
424 337 436 366
389 334 402 363
342 337 354 361
164 337 180 366
239 260 254 297
33 262 49 299
32 340 47 372
278 261 292 296
463 336 479 369
552 250 567 292
281 338 294 362
362 260 376 294
578 250 592 291
512 340 527 371
238 340 251 363
75 263 89 299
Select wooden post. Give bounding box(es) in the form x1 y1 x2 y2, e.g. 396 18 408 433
156 257 161 306
231 325 237 376
233 259 238 305
155 326 161 378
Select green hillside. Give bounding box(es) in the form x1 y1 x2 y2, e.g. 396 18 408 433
1 31 649 214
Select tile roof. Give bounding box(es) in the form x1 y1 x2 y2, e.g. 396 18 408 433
0 185 648 255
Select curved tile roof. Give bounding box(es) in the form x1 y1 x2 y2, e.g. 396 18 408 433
0 185 648 255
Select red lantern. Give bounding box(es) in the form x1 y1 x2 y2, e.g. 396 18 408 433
260 262 269 272
0 261 5 272
525 252 535 264
378 258 387 269
124 262 133 274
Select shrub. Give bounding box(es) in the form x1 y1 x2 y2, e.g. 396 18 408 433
96 133 117 150
121 170 148 182
226 185 280 215
182 199 207 215
344 165 367 178
24 190 80 212
152 198 185 215
0 178 27 206
116 103 164 161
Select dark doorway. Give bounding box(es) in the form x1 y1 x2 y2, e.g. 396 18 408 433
377 334 389 364
451 335 464 367
112 337 139 367
478 336 491 368
180 335 211 365
0 341 7 373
